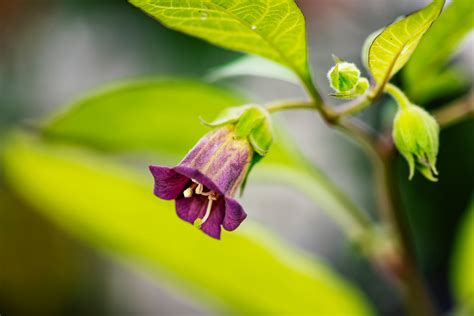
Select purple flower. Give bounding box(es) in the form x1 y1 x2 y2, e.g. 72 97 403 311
149 126 252 239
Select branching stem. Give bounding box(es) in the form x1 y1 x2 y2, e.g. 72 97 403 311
267 80 449 316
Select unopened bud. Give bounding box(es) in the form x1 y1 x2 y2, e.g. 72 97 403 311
393 105 440 181
327 56 369 99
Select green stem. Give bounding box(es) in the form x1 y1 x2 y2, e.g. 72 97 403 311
378 155 438 316
266 100 315 113
385 83 411 110
433 92 474 128
299 71 336 121
272 73 438 315
333 95 372 119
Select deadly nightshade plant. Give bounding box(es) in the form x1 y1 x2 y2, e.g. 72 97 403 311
125 0 474 314
150 105 273 239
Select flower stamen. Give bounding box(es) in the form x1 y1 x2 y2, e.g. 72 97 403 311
183 182 197 198
193 192 217 228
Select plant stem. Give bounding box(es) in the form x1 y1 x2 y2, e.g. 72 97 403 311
377 153 438 316
265 100 315 113
333 95 373 119
385 83 411 110
340 120 438 315
433 92 474 128
272 80 441 315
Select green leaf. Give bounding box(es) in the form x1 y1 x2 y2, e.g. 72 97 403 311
207 55 301 85
403 0 474 103
368 0 445 91
361 28 382 72
129 0 310 80
404 68 467 105
43 79 246 156
42 78 370 239
451 197 474 313
2 136 375 315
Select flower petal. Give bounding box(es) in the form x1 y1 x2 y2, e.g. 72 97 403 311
201 197 225 239
175 195 207 223
223 197 247 231
149 165 189 200
174 166 222 195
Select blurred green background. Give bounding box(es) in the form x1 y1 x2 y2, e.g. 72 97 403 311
0 1 473 315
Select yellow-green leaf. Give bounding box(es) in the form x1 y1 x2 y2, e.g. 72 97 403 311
2 136 374 315
451 197 474 313
43 79 246 156
368 0 445 91
129 0 310 80
403 0 474 103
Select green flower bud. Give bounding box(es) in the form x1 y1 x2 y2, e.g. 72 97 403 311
328 61 361 93
327 56 369 99
393 105 440 182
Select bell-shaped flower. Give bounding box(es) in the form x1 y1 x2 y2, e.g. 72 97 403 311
150 105 273 239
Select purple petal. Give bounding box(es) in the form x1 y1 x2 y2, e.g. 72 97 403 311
201 198 225 239
149 165 189 200
175 195 207 223
223 197 247 231
174 166 222 195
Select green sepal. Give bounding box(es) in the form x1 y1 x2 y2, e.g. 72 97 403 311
355 78 370 95
329 78 370 100
248 115 273 156
200 105 252 127
239 153 263 196
202 104 274 156
392 105 440 182
234 106 264 139
327 58 361 93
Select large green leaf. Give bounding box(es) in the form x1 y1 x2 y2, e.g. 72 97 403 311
368 0 445 91
403 0 474 103
43 78 370 239
129 0 310 80
43 79 246 156
451 197 474 314
2 136 374 315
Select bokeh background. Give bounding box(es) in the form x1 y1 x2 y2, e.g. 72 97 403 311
0 0 473 315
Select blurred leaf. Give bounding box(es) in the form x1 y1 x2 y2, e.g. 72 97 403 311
129 0 310 80
43 78 370 239
44 79 246 156
368 0 444 90
2 136 374 315
207 55 300 85
403 0 474 104
451 197 474 313
405 68 467 105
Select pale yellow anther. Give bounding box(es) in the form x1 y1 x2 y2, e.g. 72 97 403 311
183 187 194 198
183 182 198 198
195 183 204 194
187 180 219 227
